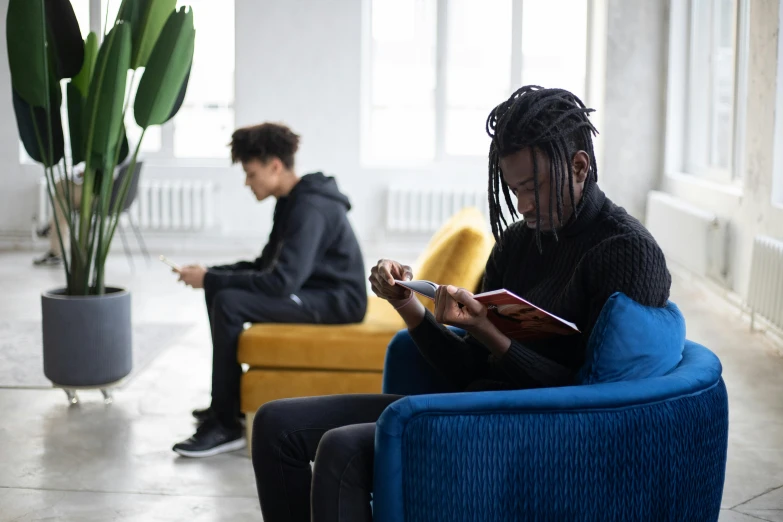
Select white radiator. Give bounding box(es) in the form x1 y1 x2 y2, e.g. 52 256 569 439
385 187 488 233
37 178 219 232
131 180 217 231
645 191 729 283
747 235 783 331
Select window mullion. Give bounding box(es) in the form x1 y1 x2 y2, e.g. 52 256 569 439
434 0 448 162
163 121 175 159
510 0 523 92
732 0 749 180
90 0 102 38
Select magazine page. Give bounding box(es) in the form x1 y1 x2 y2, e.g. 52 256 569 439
394 280 439 300
474 289 579 341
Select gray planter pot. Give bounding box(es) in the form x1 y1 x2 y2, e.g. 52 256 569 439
41 287 132 388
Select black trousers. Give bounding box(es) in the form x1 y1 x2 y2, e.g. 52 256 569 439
204 284 317 427
252 394 403 522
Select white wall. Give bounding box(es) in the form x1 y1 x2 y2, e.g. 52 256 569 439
600 0 669 221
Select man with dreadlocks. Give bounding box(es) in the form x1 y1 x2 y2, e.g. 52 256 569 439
249 87 671 522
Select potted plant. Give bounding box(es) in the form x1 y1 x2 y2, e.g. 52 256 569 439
6 0 195 402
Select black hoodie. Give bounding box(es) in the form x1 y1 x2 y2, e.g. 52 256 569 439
204 172 367 324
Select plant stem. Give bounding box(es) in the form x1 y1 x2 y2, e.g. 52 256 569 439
54 161 75 230
94 67 137 294
103 129 145 268
79 21 122 293
29 108 71 286
37 0 77 291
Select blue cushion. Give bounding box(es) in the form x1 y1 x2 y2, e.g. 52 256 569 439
576 292 685 384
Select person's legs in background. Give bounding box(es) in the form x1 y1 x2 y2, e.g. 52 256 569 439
35 179 82 266
252 394 402 522
173 288 318 457
189 282 227 422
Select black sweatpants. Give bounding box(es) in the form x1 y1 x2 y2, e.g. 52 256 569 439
204 283 317 427
252 394 403 522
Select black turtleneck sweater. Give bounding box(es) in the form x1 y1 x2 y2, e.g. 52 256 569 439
408 181 672 391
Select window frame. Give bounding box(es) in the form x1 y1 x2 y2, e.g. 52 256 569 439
772 0 783 208
360 0 588 169
665 0 749 185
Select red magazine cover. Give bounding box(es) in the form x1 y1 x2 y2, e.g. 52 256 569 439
396 280 580 342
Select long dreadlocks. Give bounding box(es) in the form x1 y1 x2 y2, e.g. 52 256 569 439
486 86 599 251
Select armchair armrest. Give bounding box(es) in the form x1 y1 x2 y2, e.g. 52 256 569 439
373 343 728 522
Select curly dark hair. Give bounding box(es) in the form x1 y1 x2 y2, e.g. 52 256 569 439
230 122 301 169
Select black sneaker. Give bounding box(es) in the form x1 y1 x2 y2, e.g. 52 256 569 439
173 418 246 458
33 251 62 266
36 223 51 238
192 406 245 425
192 406 213 422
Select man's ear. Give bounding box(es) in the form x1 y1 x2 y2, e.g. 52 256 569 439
270 157 284 175
572 150 590 183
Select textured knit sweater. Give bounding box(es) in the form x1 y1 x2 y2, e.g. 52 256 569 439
408 180 672 391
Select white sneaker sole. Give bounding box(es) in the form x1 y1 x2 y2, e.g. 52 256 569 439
174 437 247 458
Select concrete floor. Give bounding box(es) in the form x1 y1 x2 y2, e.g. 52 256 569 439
0 251 781 521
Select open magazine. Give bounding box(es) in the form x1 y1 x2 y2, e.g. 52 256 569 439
395 280 580 342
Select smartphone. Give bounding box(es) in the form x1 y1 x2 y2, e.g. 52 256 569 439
159 255 181 272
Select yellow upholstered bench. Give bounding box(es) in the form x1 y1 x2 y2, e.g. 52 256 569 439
238 207 495 435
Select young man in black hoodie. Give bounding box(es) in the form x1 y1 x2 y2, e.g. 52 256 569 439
172 123 367 457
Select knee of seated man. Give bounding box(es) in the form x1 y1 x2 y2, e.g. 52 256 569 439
253 400 292 445
314 425 374 484
386 329 416 357
210 288 244 319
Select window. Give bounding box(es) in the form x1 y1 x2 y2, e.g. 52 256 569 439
669 0 748 181
444 0 511 156
366 0 437 163
102 0 234 160
774 0 783 206
364 0 588 166
172 0 235 159
520 0 587 101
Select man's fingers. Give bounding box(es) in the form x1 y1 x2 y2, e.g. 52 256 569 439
434 288 445 322
435 286 456 323
446 286 484 316
377 262 391 284
402 266 413 281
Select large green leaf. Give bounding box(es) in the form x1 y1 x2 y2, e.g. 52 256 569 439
130 0 177 70
117 125 130 164
91 125 128 191
6 0 47 107
134 7 194 128
12 88 64 167
167 62 191 121
44 0 84 79
116 0 140 28
83 23 131 166
72 32 98 98
66 82 84 165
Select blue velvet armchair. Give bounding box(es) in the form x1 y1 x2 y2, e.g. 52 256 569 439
374 327 729 521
